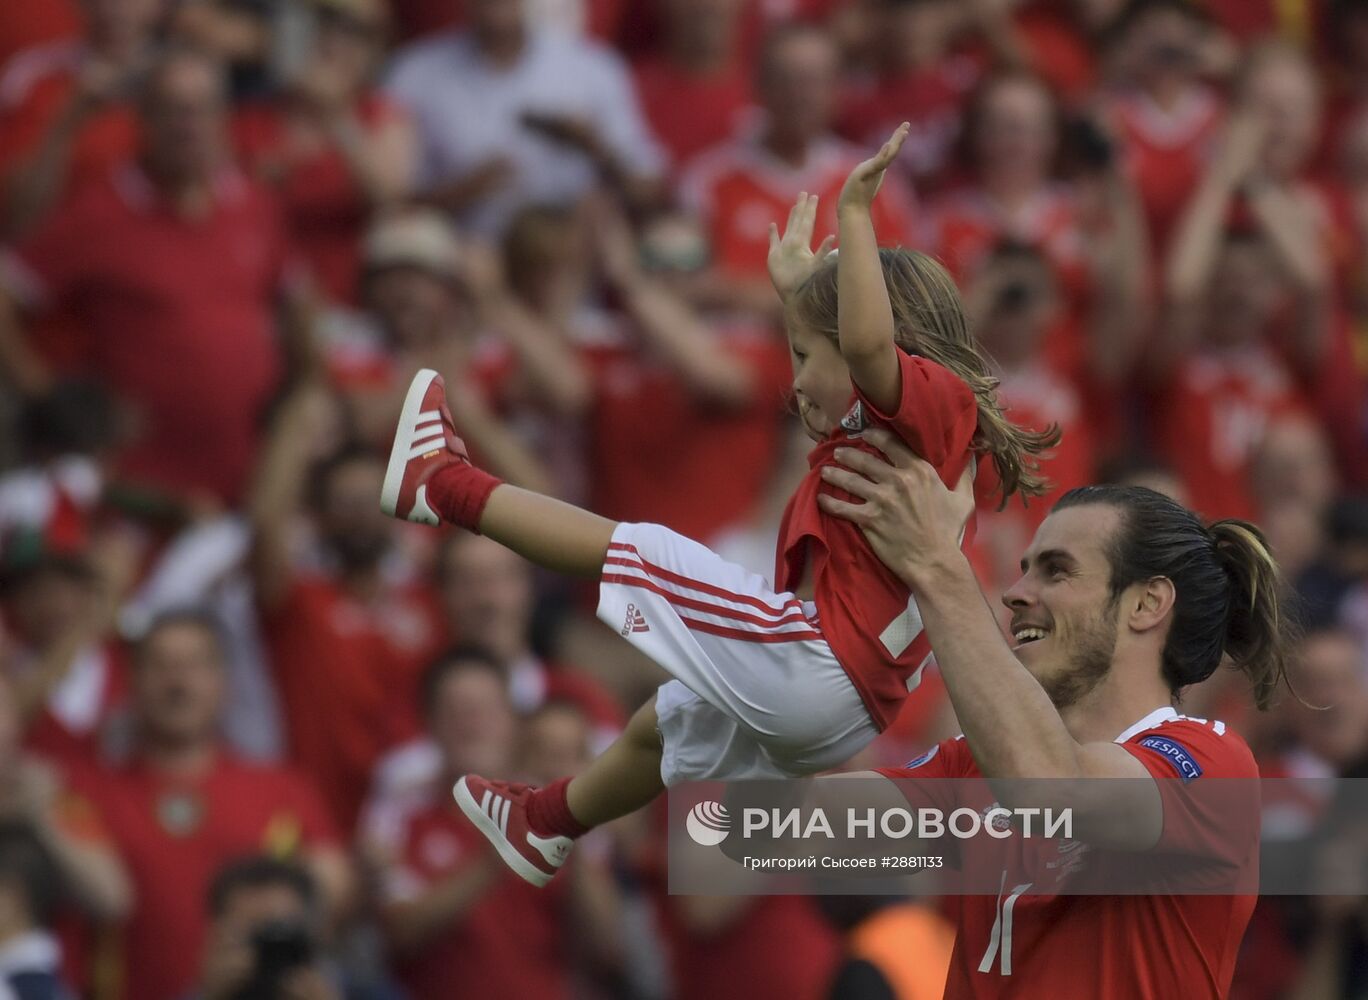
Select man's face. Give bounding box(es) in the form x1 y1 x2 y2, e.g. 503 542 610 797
319 457 393 574
759 31 840 143
4 565 93 649
973 78 1056 180
1290 633 1368 767
140 56 226 182
439 535 533 662
367 267 455 350
1001 505 1126 708
134 623 224 747
519 704 591 785
429 667 516 777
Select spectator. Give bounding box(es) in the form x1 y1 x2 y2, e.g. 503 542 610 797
364 649 621 1000
1102 0 1226 253
234 0 416 305
78 609 351 1000
0 821 77 1000
335 209 581 494
194 856 389 1000
248 389 444 830
370 531 624 803
1249 416 1338 580
632 0 751 168
385 0 665 236
0 0 163 237
679 22 913 317
0 671 130 927
578 199 795 544
963 242 1097 592
1153 69 1333 521
0 48 306 507
0 530 135 767
839 0 1029 191
1298 497 1368 634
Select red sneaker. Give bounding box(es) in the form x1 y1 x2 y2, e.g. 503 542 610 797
453 775 573 887
380 368 470 525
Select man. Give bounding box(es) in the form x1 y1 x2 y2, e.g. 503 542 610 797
363 649 621 1000
194 857 357 1000
77 610 351 1000
384 0 664 235
0 0 163 236
678 22 913 315
251 429 444 831
0 48 302 505
814 427 1284 998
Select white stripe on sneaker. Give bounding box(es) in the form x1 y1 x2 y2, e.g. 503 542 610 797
499 798 510 836
480 789 492 816
408 427 445 448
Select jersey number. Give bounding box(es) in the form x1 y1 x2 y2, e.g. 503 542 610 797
880 597 933 692
978 871 1033 977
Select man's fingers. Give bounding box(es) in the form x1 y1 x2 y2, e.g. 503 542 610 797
817 493 868 523
828 447 894 484
816 234 836 259
820 462 879 499
768 223 780 255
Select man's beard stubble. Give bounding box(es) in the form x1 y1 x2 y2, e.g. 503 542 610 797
1040 600 1120 710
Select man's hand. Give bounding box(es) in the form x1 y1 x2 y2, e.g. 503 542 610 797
837 122 909 217
816 427 975 587
766 192 835 302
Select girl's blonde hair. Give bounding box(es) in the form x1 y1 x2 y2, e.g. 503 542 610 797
790 247 1059 502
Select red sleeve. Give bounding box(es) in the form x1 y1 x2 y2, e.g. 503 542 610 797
875 735 977 810
854 352 978 486
1122 720 1259 864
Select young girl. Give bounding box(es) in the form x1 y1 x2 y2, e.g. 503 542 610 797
380 125 1057 886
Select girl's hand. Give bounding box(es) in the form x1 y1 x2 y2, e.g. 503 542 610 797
837 122 910 216
767 191 835 301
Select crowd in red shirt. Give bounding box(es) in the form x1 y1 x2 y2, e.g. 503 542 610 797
0 0 1366 997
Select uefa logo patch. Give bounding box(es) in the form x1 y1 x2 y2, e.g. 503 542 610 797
685 800 732 846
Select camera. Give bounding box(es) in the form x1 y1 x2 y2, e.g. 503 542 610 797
234 919 315 998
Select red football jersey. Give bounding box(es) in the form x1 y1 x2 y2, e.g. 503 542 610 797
680 133 915 280
1154 345 1309 521
877 708 1259 999
77 754 339 1000
1107 87 1224 253
373 792 573 1000
776 352 978 729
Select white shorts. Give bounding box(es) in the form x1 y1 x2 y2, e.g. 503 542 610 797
598 522 879 784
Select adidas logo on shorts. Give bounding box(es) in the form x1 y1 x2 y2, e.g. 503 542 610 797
621 603 650 636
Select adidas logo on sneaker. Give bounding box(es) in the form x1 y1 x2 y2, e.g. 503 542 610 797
621 603 650 636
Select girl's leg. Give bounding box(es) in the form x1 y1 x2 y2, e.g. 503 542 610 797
563 700 664 827
475 484 618 579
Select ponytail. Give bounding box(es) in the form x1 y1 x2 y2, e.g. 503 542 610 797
1210 520 1296 711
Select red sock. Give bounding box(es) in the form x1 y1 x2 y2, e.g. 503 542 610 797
427 462 502 532
526 777 590 839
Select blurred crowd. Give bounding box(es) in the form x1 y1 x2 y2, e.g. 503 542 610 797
0 0 1366 997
